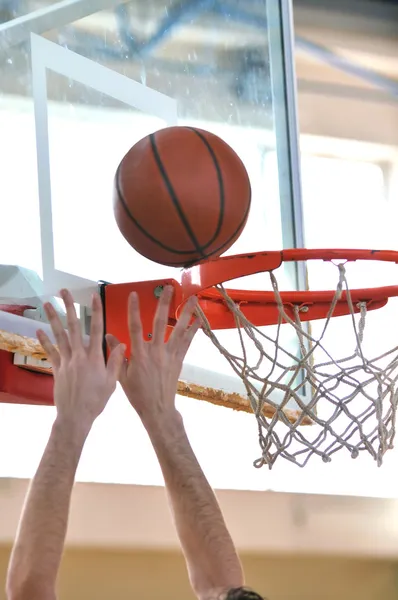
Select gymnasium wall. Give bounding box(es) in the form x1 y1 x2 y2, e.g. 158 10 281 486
1 546 397 600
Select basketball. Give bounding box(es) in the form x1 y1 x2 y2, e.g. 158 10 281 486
113 126 251 267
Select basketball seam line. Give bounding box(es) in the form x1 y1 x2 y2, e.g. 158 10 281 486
116 130 251 264
186 127 225 251
167 199 252 267
116 166 250 265
150 133 206 258
115 163 205 256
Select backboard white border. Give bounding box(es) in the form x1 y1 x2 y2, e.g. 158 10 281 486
30 33 178 305
0 0 128 50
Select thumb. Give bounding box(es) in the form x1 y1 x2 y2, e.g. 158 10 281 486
106 342 126 381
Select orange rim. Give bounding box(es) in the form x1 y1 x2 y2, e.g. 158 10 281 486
177 249 398 328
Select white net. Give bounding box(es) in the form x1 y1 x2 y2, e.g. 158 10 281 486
197 262 398 468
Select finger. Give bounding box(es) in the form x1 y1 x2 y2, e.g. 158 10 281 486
185 317 201 345
60 289 84 352
152 286 173 345
88 293 104 357
105 333 121 350
168 296 198 349
107 343 126 381
44 301 71 359
177 317 201 357
106 334 128 382
37 329 61 371
127 292 144 353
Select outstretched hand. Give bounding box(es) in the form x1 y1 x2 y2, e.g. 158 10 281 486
37 289 126 432
107 286 200 425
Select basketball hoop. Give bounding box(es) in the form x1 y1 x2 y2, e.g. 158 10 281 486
3 249 398 467
178 249 398 468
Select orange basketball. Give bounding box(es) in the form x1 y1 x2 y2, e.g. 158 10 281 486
113 126 251 267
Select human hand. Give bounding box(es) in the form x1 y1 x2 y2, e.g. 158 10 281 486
37 289 125 434
106 286 200 426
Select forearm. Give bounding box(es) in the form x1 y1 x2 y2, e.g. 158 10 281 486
143 409 243 598
6 418 88 599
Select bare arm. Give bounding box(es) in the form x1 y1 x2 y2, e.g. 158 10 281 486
6 290 124 600
143 409 244 599
108 287 244 600
6 419 89 600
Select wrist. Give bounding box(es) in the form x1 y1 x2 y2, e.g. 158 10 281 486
53 415 92 446
142 406 184 436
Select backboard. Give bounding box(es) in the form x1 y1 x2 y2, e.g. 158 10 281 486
2 0 398 491
0 0 304 412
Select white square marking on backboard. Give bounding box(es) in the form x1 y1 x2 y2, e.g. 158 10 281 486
30 33 178 305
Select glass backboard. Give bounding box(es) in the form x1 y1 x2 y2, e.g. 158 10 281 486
1 0 398 497
0 0 309 488
0 0 304 404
